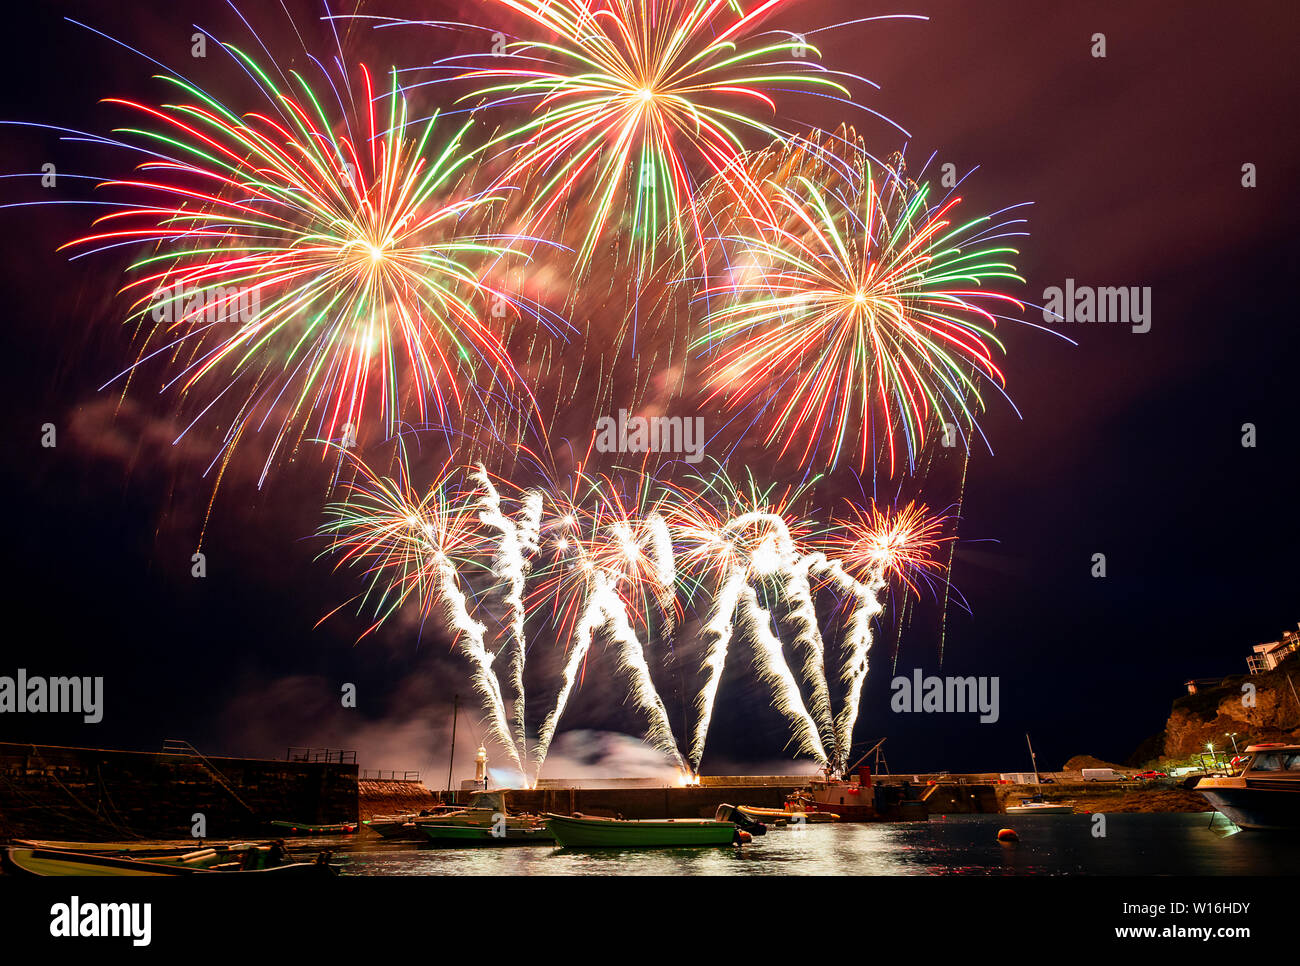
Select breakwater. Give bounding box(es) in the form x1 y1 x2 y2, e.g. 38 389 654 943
0 742 357 842
452 775 990 820
492 783 793 819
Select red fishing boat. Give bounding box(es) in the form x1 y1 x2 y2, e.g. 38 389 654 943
786 767 879 822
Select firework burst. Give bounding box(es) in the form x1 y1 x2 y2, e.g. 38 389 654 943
317 449 481 633
828 498 950 595
459 0 850 270
665 462 822 590
61 42 548 481
319 449 529 775
695 153 1025 475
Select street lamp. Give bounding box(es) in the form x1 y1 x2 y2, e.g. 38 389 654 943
1225 732 1239 754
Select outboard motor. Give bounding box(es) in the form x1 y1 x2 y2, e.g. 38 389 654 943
715 803 767 836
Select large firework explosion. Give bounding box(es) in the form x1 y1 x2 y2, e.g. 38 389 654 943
8 1 1031 776
383 3 923 450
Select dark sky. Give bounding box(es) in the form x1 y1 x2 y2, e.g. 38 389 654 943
0 1 1296 781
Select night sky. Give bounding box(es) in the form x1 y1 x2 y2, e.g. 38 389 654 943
0 1 1296 782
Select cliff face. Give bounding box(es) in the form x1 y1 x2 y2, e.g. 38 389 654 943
1160 664 1300 759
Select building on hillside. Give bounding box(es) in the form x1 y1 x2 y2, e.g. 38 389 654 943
1247 623 1300 674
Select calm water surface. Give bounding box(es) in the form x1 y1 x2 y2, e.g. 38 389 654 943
335 813 1300 876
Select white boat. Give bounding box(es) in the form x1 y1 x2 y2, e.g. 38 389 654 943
1003 734 1076 814
366 791 545 840
1004 796 1075 815
1195 743 1300 829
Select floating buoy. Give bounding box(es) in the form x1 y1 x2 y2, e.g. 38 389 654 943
997 828 1019 843
734 829 753 845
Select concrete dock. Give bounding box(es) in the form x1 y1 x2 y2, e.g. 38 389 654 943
9 741 1204 844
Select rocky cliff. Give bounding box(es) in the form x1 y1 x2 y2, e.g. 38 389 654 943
1145 661 1300 763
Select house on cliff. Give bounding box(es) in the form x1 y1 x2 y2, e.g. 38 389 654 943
1248 624 1300 674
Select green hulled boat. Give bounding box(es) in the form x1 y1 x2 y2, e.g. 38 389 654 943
545 813 740 849
417 824 554 847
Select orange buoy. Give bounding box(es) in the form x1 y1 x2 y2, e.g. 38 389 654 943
997 828 1019 843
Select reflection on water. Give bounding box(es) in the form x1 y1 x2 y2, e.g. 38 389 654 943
336 813 1300 876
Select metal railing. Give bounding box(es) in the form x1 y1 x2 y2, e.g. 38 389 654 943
285 747 357 764
161 738 255 814
360 769 421 782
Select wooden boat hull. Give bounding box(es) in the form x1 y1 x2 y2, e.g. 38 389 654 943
2 847 211 876
417 824 554 847
1 846 336 877
13 839 246 857
545 813 738 848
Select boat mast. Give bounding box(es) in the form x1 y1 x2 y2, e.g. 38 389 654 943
845 737 888 777
1026 733 1041 785
446 694 459 796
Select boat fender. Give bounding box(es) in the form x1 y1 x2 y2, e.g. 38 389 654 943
997 828 1019 843
733 829 752 845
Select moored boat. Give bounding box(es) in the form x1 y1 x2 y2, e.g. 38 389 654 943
714 804 767 835
738 805 839 824
1195 743 1300 830
364 805 464 840
267 820 357 836
1 847 212 876
545 812 742 848
1004 796 1076 815
1003 734 1075 814
417 824 554 847
787 771 877 821
12 838 246 857
1 844 336 876
366 793 547 841
363 817 423 839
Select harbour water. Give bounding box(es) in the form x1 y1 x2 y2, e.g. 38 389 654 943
338 813 1300 876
